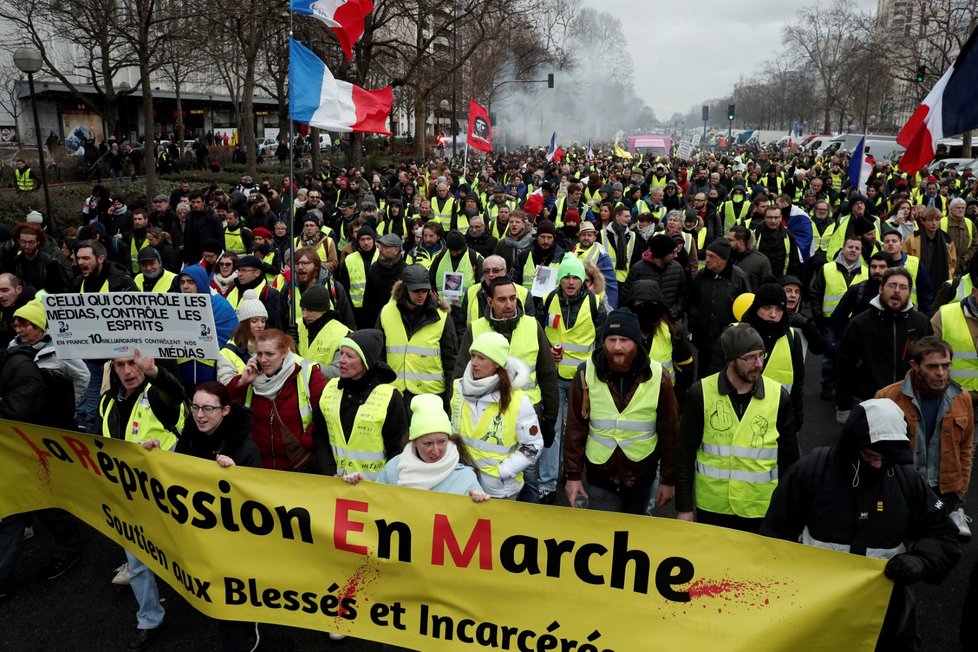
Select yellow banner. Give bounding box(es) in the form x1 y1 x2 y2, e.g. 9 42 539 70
0 420 892 651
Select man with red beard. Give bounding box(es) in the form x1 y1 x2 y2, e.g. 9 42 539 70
563 309 680 514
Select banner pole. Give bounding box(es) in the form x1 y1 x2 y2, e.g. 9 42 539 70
287 4 297 330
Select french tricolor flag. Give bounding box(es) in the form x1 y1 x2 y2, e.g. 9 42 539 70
291 0 373 61
289 38 392 135
848 137 872 194
897 24 978 175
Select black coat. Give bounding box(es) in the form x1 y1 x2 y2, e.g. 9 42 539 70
182 207 225 264
176 404 262 468
0 345 45 421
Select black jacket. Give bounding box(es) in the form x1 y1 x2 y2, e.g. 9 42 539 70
182 206 225 264
11 250 69 295
0 344 45 421
689 262 750 375
621 256 687 315
361 256 406 330
176 404 262 468
837 296 932 409
71 260 137 293
95 364 186 440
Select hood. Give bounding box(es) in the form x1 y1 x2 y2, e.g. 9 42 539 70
869 294 913 313
341 327 395 384
836 398 913 467
627 279 665 304
505 356 531 390
179 263 212 293
583 260 605 294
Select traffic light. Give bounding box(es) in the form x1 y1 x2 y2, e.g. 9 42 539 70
916 65 926 83
702 105 709 122
547 73 554 89
727 104 736 121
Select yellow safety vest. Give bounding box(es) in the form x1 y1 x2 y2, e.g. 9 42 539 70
648 321 675 382
226 280 268 311
811 221 837 254
956 275 975 302
299 318 350 366
406 246 437 270
450 381 524 482
435 249 477 303
471 315 541 404
821 263 867 317
319 380 394 479
431 195 460 232
522 254 561 291
692 228 707 271
605 232 636 282
81 278 111 293
583 357 662 464
99 384 185 450
220 341 248 376
722 200 749 230
939 303 978 391
260 251 277 283
901 255 920 305
830 172 845 191
573 244 602 266
942 216 974 249
224 227 247 255
544 290 596 380
129 237 150 275
345 249 379 307
134 270 177 293
695 374 782 518
762 328 797 390
243 357 316 432
380 302 448 394
15 167 35 191
465 283 529 324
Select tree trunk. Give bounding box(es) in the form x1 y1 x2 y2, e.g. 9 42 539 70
175 78 185 145
413 83 427 160
963 130 973 159
311 127 321 178
242 59 257 177
139 64 156 202
349 132 364 171
822 101 831 135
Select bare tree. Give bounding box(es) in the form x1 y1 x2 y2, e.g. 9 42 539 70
783 0 860 134
0 65 26 144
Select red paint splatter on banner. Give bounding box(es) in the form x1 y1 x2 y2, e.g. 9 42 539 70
14 427 52 487
337 557 381 618
685 577 783 610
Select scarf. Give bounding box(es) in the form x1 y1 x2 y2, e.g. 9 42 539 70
212 270 237 294
638 223 656 240
396 441 460 490
251 351 296 399
610 222 630 271
910 369 945 400
504 230 533 251
460 364 501 400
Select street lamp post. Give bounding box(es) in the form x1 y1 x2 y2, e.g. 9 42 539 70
13 48 57 238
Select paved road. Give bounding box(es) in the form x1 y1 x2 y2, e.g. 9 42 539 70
0 352 974 651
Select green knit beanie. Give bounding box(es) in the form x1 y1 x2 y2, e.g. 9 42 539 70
556 253 586 282
470 331 510 368
408 394 453 441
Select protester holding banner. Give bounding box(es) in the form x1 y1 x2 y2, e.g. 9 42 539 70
314 329 407 479
676 323 797 533
450 332 542 499
564 309 679 514
172 380 261 651
228 329 327 472
97 350 186 650
218 290 268 385
761 398 960 651
344 392 488 502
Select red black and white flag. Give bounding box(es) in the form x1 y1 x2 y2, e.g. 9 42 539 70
467 99 492 152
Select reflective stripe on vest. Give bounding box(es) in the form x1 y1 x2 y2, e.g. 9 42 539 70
244 357 316 431
811 222 837 253
694 373 782 518
320 380 394 479
583 357 661 464
957 275 975 302
431 196 459 231
694 228 707 271
574 244 602 265
900 255 920 305
472 315 541 404
134 270 177 293
346 249 379 307
381 302 448 393
99 384 185 450
821 263 867 317
299 319 351 366
940 302 978 390
435 250 476 303
220 342 248 376
451 381 524 481
762 329 796 391
722 200 749 230
648 321 674 383
544 291 596 380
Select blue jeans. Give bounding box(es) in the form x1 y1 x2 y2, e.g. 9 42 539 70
537 378 570 496
126 550 165 630
78 361 105 433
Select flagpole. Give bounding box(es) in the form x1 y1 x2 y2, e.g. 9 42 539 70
287 3 297 330
463 143 468 177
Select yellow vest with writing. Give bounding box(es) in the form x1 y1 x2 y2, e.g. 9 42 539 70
544 290 596 380
320 380 394 478
451 381 524 482
381 302 448 394
471 315 541 404
299 319 351 366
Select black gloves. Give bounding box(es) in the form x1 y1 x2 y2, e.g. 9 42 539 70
884 554 928 584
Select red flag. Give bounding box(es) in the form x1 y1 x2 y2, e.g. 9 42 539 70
467 99 492 152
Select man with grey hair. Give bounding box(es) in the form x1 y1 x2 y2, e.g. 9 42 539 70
461 254 534 325
944 196 975 269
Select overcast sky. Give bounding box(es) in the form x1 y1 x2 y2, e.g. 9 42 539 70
587 0 880 118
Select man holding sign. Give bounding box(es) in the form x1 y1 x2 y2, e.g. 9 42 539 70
70 239 136 434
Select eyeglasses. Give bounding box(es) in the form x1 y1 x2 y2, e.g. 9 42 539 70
883 282 910 291
190 404 222 414
738 352 767 365
219 262 234 268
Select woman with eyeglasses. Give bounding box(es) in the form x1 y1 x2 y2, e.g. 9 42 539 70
171 381 262 650
211 252 239 297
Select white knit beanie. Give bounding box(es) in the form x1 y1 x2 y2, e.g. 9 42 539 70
236 289 268 322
